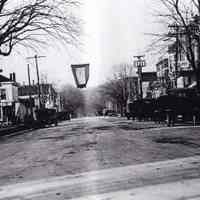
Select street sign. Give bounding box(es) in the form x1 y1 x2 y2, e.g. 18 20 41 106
134 60 146 68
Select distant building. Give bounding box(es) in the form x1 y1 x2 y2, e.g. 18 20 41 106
18 83 57 110
152 57 172 97
0 73 18 123
156 58 170 86
167 33 196 89
154 36 197 98
126 76 139 101
141 72 157 99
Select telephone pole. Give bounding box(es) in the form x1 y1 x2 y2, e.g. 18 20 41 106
134 55 146 99
168 24 181 88
26 55 46 108
27 64 33 118
197 1 200 93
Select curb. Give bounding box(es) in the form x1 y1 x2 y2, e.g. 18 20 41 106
0 125 29 137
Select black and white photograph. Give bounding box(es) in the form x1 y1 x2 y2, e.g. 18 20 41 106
0 0 200 199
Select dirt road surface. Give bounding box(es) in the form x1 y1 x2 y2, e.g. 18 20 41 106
1 117 200 199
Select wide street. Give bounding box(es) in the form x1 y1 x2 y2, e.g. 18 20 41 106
1 117 200 199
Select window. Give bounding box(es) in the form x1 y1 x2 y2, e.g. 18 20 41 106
0 89 6 100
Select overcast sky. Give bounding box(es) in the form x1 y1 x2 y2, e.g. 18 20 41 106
0 0 164 88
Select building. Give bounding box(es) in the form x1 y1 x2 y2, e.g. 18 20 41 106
18 83 58 112
141 72 158 98
153 57 172 97
126 76 139 101
168 41 196 89
156 58 170 86
154 32 197 98
0 73 18 123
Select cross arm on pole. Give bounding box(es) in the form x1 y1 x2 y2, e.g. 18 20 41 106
133 55 145 60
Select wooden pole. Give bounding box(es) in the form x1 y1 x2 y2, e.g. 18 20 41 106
27 64 33 118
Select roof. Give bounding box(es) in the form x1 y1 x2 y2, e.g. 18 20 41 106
18 85 38 96
0 74 11 82
18 84 57 96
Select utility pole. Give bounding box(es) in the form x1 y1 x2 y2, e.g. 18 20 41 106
134 55 146 99
27 64 33 118
175 26 179 88
168 24 180 88
26 55 45 108
197 0 200 94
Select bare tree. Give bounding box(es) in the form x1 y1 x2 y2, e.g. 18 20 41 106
100 63 137 116
0 0 81 56
152 0 200 91
60 84 85 117
84 88 106 116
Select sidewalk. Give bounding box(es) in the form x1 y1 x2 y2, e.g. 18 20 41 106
1 155 200 199
73 178 200 200
0 124 27 137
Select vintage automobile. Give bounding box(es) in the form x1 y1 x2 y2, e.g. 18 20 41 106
127 93 200 126
155 95 194 126
104 109 118 117
56 111 71 121
127 99 156 121
34 108 58 127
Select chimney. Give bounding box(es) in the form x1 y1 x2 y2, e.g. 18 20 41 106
12 73 16 82
32 80 35 85
9 73 12 81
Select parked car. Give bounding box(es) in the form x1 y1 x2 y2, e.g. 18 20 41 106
57 111 71 121
127 99 156 121
104 110 118 117
35 108 58 127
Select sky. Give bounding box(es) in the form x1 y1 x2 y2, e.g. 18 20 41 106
0 0 164 89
